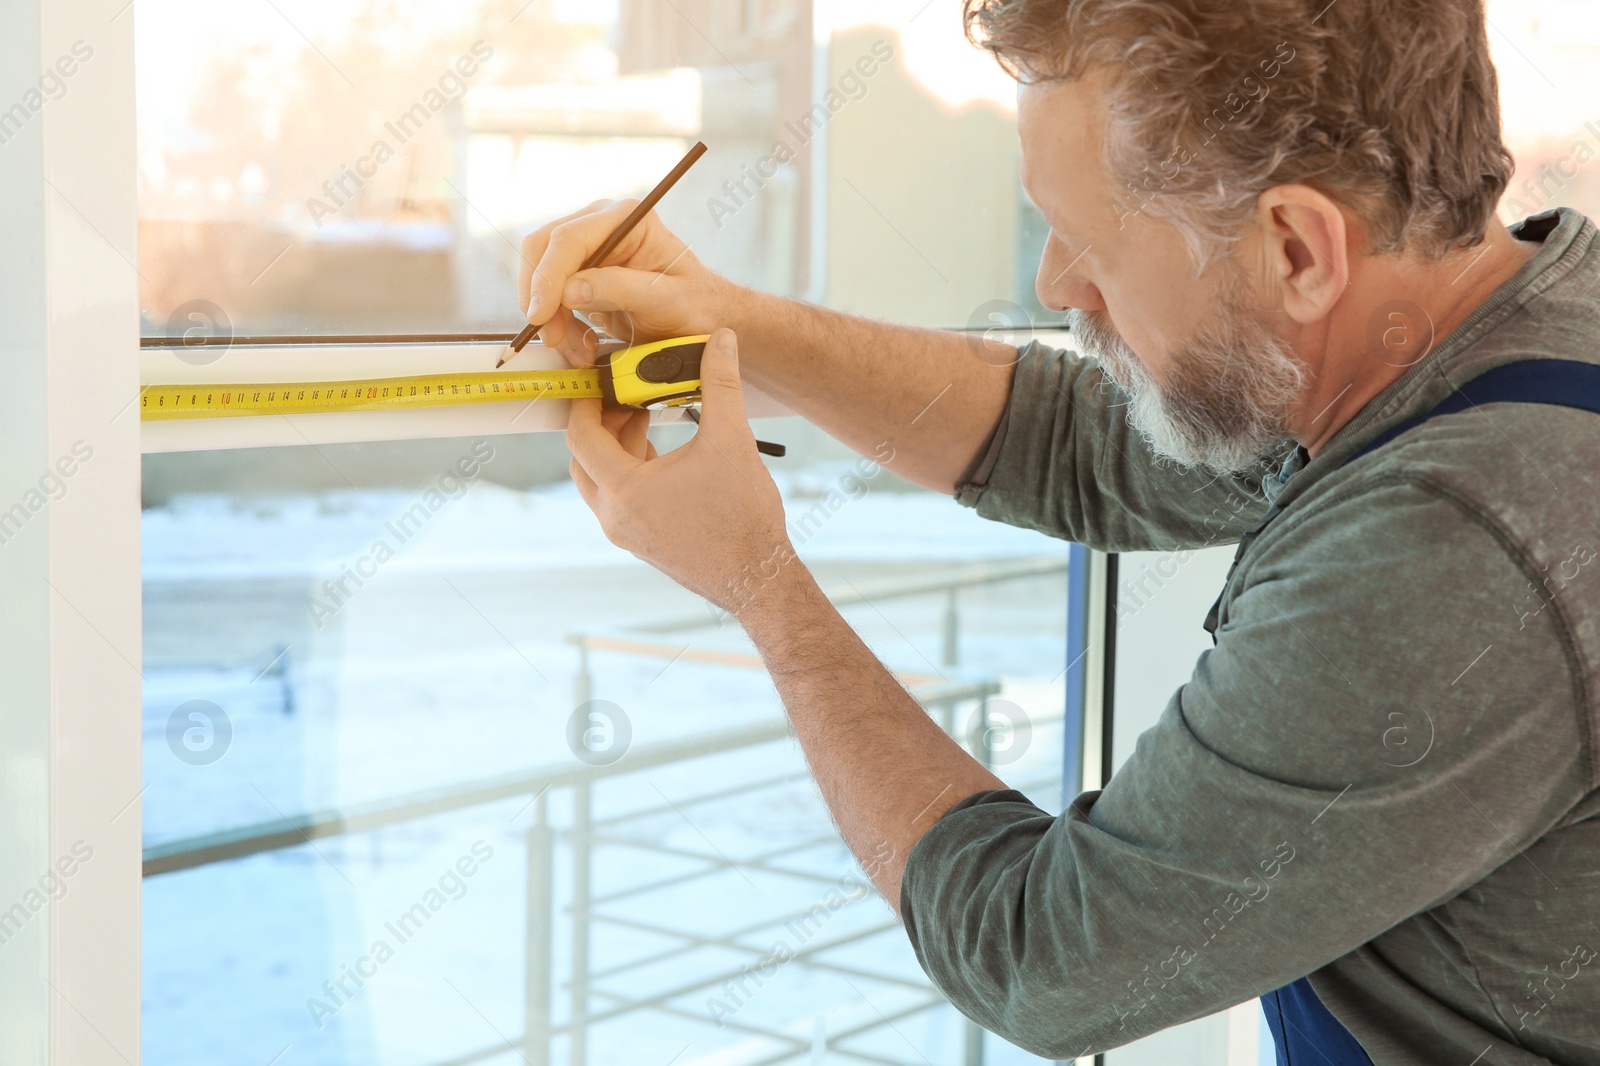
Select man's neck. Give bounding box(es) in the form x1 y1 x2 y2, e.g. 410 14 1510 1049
1296 225 1542 458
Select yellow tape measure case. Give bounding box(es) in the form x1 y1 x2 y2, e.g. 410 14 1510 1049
598 336 709 410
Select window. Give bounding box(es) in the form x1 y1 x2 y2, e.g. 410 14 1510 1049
135 3 1072 1064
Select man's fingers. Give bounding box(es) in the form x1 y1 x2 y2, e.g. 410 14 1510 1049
518 200 611 318
563 263 686 320
568 430 653 542
569 457 606 520
525 201 639 327
538 310 600 367
617 409 652 460
696 329 751 441
518 229 551 320
567 398 642 488
599 405 648 454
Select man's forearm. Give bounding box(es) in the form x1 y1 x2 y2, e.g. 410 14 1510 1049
734 559 1008 910
721 287 1018 495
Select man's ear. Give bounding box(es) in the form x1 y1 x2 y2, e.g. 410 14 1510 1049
1254 185 1351 324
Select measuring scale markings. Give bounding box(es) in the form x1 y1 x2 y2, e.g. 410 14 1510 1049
140 370 609 420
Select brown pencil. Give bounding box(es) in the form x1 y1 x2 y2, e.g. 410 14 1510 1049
497 140 709 367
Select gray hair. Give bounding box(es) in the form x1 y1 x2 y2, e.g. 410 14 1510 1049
965 0 1515 270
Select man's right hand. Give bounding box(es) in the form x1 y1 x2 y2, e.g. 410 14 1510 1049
518 199 736 367
519 194 1018 498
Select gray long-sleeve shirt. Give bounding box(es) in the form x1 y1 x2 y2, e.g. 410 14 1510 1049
899 208 1600 1064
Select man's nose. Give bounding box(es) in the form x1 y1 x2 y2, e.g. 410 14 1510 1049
1036 235 1106 313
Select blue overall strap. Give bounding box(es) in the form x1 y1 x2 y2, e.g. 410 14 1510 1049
1263 979 1374 1066
1260 358 1600 1065
1352 358 1600 460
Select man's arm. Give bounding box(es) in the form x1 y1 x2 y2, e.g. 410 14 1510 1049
722 287 1021 499
520 199 1016 494
733 559 1009 908
560 326 1282 918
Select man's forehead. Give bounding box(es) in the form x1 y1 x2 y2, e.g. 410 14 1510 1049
1019 78 1112 227
1019 76 1102 142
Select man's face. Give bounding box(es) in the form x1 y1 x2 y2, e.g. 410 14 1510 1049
1019 78 1307 473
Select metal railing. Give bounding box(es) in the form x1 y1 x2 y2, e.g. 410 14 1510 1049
526 679 1010 1066
144 558 1070 1066
631 556 1071 668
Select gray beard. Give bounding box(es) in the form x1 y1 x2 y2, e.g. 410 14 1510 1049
1068 298 1305 475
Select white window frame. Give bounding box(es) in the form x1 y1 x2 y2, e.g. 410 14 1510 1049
0 0 142 1058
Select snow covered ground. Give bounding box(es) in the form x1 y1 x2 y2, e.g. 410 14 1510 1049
141 446 1071 1065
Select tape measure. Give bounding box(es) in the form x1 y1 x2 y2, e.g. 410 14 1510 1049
140 337 711 421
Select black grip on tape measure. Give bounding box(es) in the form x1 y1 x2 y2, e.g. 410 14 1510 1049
635 342 706 385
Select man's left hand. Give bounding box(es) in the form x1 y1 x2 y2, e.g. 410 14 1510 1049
566 329 795 614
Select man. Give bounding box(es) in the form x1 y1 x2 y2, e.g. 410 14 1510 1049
520 0 1600 1061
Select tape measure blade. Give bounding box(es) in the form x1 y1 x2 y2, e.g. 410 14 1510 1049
139 369 605 421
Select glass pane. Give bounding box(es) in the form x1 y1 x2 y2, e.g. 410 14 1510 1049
141 413 1072 1065
134 0 1042 339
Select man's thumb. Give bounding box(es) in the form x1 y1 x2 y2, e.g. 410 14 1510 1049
697 329 749 435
